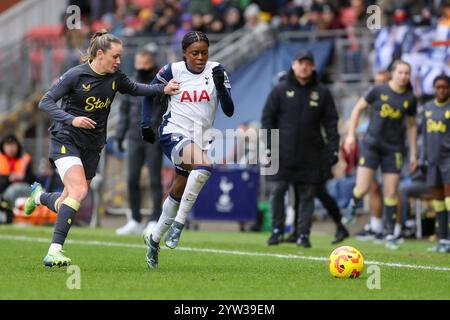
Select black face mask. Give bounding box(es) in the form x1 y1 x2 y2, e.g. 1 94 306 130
136 69 154 82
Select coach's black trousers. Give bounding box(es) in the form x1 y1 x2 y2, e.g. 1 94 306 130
294 184 317 237
270 181 317 236
269 181 290 233
127 139 163 223
315 182 343 225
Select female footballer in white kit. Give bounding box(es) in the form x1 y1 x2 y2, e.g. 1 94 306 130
141 31 234 269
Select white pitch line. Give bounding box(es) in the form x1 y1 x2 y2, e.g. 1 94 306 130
1 234 450 272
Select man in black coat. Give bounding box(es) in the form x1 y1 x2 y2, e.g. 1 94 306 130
262 49 340 247
115 49 164 236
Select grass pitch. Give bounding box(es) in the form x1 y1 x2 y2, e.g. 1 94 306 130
0 225 449 300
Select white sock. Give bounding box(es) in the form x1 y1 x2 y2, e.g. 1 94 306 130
35 192 42 205
394 223 402 238
48 243 62 254
174 168 211 225
151 196 180 243
370 216 383 233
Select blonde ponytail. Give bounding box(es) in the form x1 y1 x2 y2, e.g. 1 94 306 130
81 29 122 63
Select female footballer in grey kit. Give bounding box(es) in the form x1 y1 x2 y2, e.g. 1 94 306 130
23 30 179 267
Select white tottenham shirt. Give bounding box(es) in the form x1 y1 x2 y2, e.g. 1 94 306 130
158 61 231 149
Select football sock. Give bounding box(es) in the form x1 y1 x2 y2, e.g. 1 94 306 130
51 198 80 246
48 243 62 255
40 192 62 213
433 200 448 240
445 197 450 240
433 200 447 240
151 195 180 243
174 167 211 225
384 197 398 236
349 188 363 213
370 216 383 234
394 223 402 238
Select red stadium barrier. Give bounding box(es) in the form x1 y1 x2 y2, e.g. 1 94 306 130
25 25 66 83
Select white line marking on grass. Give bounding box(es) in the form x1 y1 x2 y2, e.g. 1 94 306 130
1 234 450 272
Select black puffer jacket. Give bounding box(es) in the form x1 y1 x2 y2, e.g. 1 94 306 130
261 69 339 183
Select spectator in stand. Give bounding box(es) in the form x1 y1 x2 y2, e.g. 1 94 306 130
340 0 368 29
172 13 193 59
208 16 225 33
303 2 323 31
285 7 303 31
393 4 414 26
0 134 35 223
223 6 243 32
438 1 450 27
201 13 215 31
148 4 179 35
188 0 214 15
244 3 265 30
413 6 436 27
89 0 117 22
191 13 207 32
320 3 345 31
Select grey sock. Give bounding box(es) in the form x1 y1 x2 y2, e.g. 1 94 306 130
52 203 77 245
436 211 448 240
384 205 397 236
40 192 61 213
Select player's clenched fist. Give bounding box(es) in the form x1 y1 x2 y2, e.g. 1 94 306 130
164 78 180 95
212 65 225 90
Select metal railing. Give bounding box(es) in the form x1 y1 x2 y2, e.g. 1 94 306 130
0 0 65 48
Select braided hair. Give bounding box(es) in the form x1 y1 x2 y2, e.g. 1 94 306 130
181 31 209 61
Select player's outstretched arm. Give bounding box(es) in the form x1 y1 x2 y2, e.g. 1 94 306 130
118 69 178 97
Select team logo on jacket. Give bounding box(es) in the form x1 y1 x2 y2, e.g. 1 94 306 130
82 83 91 92
286 90 295 98
403 100 409 109
311 91 319 100
425 111 432 117
381 94 389 101
205 76 209 85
